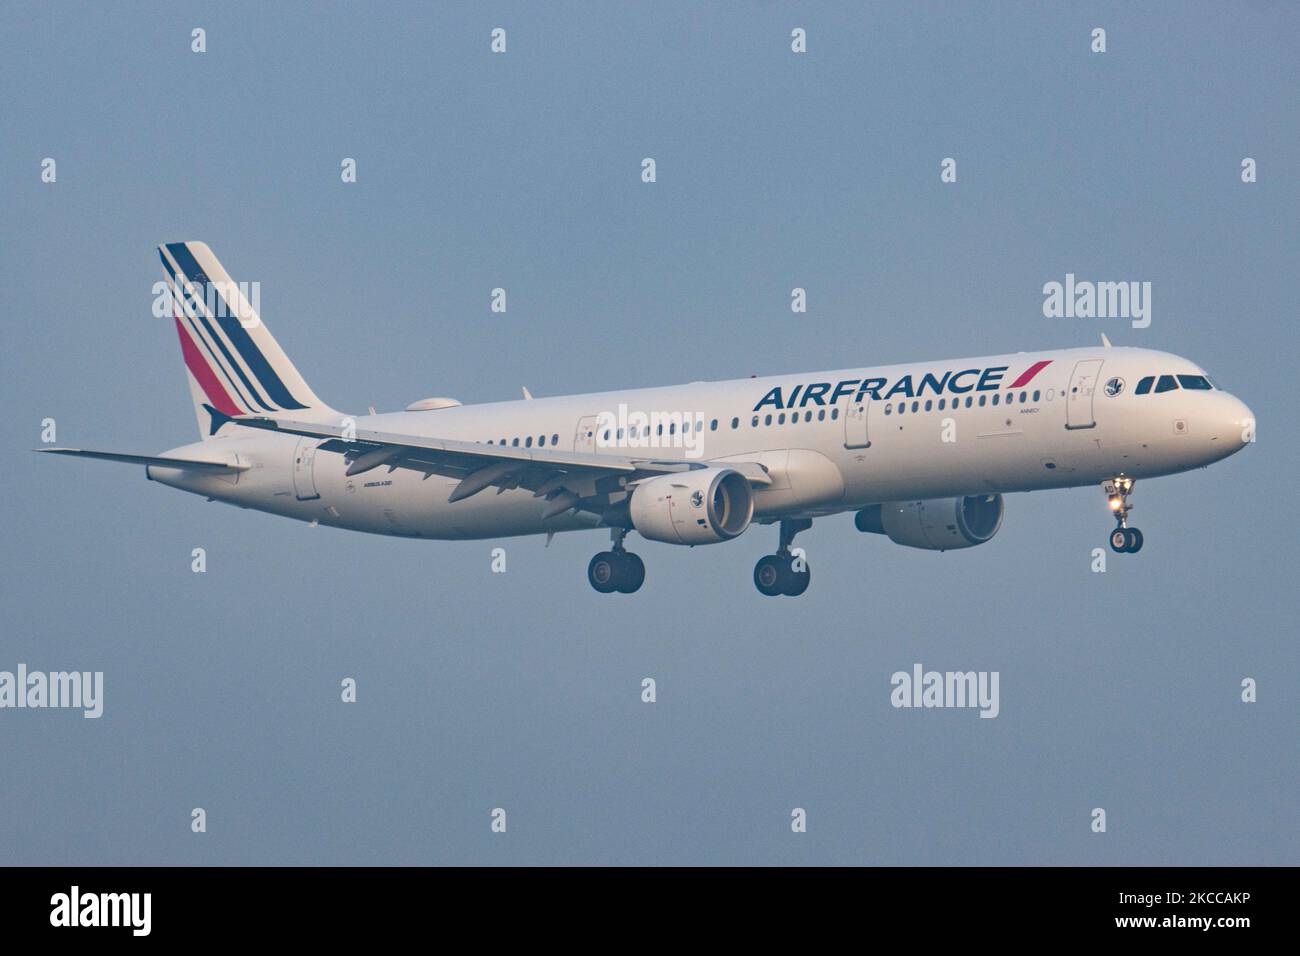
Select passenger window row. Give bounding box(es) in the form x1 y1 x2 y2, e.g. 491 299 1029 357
883 390 1042 416
480 385 1059 446
752 408 838 428
486 434 561 448
483 406 852 446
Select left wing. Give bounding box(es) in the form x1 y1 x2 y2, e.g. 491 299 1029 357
35 448 249 473
233 415 716 519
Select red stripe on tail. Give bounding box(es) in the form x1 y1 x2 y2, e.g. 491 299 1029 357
1009 360 1052 389
174 316 242 416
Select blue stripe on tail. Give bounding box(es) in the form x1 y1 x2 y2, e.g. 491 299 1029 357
165 243 308 411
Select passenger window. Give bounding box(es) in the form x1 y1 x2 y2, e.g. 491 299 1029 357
818 409 826 421
551 434 558 445
885 404 892 415
1135 376 1154 395
512 438 519 446
777 413 785 424
938 399 946 411
751 416 759 427
910 401 918 413
1177 374 1212 390
525 436 533 447
992 394 1000 406
898 403 905 415
924 399 933 412
978 395 986 407
831 408 839 420
730 417 739 429
710 419 718 431
1032 390 1040 402
805 410 812 422
1155 375 1178 393
965 397 973 408
764 414 772 426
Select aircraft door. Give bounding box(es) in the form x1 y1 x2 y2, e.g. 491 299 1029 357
574 415 601 454
1065 359 1104 430
293 437 321 500
843 397 871 448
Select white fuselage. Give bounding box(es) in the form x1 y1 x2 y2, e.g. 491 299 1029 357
146 346 1253 540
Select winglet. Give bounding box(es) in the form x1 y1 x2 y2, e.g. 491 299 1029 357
1100 333 1113 348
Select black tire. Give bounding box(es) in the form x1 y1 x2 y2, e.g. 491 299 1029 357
615 553 645 593
1126 528 1144 553
1109 528 1129 553
754 555 785 597
782 558 811 596
588 552 619 593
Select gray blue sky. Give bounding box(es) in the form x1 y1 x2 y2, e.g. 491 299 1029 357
2 1 1296 864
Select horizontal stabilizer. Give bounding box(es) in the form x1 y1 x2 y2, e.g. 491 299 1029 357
34 448 249 472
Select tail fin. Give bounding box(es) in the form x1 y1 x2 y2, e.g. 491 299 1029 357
158 241 339 439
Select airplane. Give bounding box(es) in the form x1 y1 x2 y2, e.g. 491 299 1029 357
39 241 1256 596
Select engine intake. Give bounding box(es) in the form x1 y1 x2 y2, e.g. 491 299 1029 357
855 495 1003 551
629 467 754 545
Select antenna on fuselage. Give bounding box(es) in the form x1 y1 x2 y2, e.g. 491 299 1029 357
1100 333 1113 348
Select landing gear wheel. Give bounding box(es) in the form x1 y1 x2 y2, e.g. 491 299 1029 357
781 558 810 596
614 552 645 593
587 552 619 593
754 554 811 596
1108 527 1145 553
754 555 785 597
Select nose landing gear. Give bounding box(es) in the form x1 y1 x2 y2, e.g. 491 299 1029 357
1103 477 1144 553
588 528 646 593
754 518 812 596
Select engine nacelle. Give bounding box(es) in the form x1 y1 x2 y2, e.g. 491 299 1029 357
629 467 754 545
855 495 1003 551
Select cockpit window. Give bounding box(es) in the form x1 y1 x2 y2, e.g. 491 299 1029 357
1177 374 1212 390
1135 376 1155 395
1154 375 1179 393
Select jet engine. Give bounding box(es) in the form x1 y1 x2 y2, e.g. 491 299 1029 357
629 467 754 545
855 495 1003 551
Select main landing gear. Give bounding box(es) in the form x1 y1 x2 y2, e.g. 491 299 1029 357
1104 477 1144 554
754 518 812 597
588 528 645 594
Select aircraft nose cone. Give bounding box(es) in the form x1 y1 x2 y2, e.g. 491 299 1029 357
1219 395 1255 451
